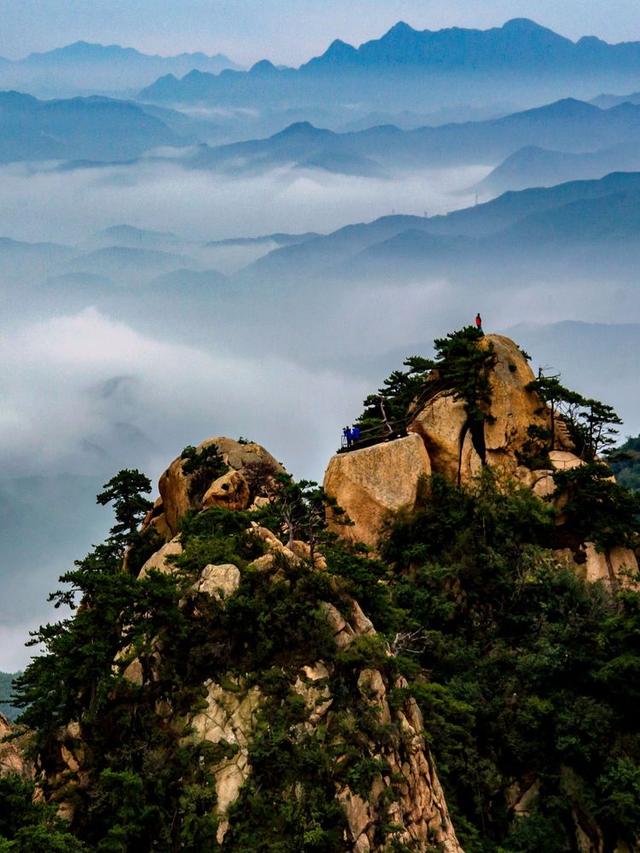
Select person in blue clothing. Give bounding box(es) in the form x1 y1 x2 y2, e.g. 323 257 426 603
343 426 352 448
351 425 361 443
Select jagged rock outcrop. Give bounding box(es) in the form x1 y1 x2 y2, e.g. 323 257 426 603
191 678 262 844
324 334 559 549
0 713 31 778
408 334 554 483
324 333 637 592
145 437 283 539
139 536 183 576
188 539 461 851
324 434 431 548
42 438 462 852
203 469 251 512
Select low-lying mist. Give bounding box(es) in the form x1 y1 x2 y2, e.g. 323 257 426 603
3 155 640 670
0 160 488 247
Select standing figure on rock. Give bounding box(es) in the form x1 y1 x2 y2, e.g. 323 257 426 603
475 312 483 332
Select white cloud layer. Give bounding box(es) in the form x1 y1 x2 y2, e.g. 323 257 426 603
0 161 487 246
0 307 365 482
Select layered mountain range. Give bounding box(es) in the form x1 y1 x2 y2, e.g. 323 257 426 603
140 19 640 113
7 87 640 194
0 42 240 97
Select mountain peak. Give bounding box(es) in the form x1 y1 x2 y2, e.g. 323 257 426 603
385 21 418 37
318 39 358 63
502 18 547 32
250 59 277 74
272 121 329 140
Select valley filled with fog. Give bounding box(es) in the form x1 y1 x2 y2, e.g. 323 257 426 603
3 17 640 667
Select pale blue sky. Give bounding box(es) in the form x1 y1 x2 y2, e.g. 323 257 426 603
0 0 639 65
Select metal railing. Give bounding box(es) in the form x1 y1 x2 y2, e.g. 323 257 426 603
338 377 448 453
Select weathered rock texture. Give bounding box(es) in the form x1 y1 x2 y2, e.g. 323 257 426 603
0 713 31 778
555 544 639 586
183 534 463 852
191 679 262 844
408 334 552 483
44 440 463 852
145 437 283 539
139 536 183 577
324 333 635 590
325 334 558 548
323 433 431 548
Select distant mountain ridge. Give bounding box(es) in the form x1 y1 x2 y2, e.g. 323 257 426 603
303 18 640 72
178 98 640 176
0 92 182 162
237 171 640 283
478 142 640 193
0 41 241 98
140 19 640 110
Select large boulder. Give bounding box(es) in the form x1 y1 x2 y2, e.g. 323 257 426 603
409 334 552 483
481 334 552 471
202 470 250 512
139 536 183 577
408 393 469 483
147 437 284 538
323 434 431 548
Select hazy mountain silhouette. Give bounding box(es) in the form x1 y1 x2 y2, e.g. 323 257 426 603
239 171 640 283
0 42 240 97
591 90 640 109
89 225 184 251
205 232 320 248
63 246 195 284
185 100 640 176
478 143 640 193
0 92 182 162
150 268 227 290
140 20 640 113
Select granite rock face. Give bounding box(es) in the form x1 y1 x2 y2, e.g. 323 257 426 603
0 713 31 778
42 440 462 852
408 334 552 483
323 434 431 548
145 437 283 538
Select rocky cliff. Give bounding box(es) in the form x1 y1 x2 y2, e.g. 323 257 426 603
324 333 638 585
10 331 640 853
0 713 30 779
29 437 461 852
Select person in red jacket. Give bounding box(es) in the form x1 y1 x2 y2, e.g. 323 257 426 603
475 312 482 331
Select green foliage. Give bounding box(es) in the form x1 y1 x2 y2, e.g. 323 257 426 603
12 414 640 853
597 757 640 835
180 444 229 503
381 470 640 851
609 433 640 491
553 462 640 552
356 326 494 444
357 356 433 433
428 326 495 431
223 700 345 852
178 507 263 572
323 545 402 635
497 811 567 853
13 470 222 851
257 473 345 561
528 375 622 460
96 470 153 557
0 774 86 851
